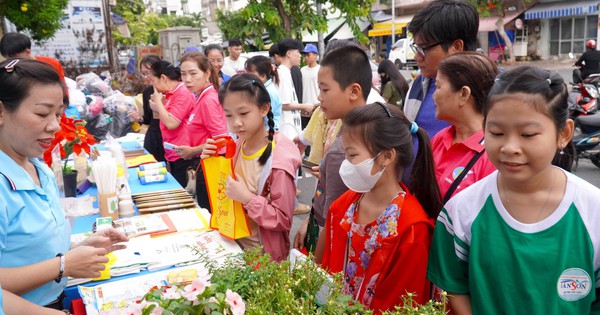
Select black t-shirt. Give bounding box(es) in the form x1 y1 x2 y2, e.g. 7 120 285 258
576 50 600 74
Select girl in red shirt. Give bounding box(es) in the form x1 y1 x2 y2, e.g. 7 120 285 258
322 102 442 313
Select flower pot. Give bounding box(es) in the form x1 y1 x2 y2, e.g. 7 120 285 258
63 171 78 198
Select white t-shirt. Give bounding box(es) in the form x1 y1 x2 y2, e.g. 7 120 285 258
222 56 248 76
301 64 320 105
277 65 301 140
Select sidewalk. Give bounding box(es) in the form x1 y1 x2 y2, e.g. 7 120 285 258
501 57 575 70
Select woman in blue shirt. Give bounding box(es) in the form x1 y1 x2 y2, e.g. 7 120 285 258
0 58 128 310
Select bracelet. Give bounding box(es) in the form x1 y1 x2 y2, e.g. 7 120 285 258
55 253 65 283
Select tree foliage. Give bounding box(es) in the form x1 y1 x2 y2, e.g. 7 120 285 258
466 0 529 62
163 12 204 29
0 0 69 41
217 0 374 50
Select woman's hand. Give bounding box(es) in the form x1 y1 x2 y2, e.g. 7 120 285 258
293 217 310 249
225 175 252 205
64 246 109 279
200 138 218 159
77 228 128 253
149 87 164 111
175 145 199 160
308 165 320 179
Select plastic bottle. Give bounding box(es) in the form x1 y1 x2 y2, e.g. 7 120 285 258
139 174 168 185
139 162 167 171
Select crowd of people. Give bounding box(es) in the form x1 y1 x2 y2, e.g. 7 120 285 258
1 0 600 314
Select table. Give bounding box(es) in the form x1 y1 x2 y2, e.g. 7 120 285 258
65 168 184 310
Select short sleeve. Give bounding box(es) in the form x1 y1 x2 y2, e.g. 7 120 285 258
427 207 471 294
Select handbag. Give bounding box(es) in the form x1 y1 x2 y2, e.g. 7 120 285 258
184 165 197 196
201 135 252 240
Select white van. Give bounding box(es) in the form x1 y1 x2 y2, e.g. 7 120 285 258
388 37 417 69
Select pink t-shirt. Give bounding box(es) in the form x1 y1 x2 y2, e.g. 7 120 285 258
431 126 496 200
185 85 228 148
160 82 195 162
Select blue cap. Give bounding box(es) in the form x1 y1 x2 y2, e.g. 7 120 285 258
302 44 318 54
183 46 199 54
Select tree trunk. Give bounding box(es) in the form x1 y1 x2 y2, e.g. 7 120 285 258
495 16 515 62
273 0 291 34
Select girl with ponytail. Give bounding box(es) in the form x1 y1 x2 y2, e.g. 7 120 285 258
201 74 301 261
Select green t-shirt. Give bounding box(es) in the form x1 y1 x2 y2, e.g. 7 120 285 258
428 170 600 314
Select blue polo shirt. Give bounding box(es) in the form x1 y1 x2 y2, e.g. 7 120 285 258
265 78 282 131
0 151 70 306
0 285 4 315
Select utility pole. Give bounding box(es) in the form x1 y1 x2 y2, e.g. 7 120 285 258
391 0 396 45
102 0 116 72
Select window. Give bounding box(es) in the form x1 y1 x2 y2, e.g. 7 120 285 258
549 15 599 56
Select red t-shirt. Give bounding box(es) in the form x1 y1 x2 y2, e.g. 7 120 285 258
160 82 194 162
322 186 432 313
431 126 496 200
185 85 228 148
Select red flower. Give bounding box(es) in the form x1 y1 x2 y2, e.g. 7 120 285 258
43 114 96 170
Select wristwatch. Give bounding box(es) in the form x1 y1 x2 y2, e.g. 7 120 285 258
55 253 65 283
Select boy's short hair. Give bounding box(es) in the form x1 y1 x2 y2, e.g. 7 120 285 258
268 44 280 57
228 38 242 47
320 45 371 102
278 38 302 57
0 32 31 57
408 0 479 51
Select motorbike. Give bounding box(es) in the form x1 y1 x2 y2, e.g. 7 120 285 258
572 111 600 169
568 72 600 119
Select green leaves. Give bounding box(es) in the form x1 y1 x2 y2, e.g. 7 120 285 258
0 0 69 41
217 0 375 50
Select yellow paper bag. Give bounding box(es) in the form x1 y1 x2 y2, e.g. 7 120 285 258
202 136 251 240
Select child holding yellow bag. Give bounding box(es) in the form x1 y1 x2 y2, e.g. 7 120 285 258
201 74 302 261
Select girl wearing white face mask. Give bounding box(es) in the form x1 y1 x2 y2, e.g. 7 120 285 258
321 102 442 313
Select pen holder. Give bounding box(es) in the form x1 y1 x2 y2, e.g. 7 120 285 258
98 192 119 220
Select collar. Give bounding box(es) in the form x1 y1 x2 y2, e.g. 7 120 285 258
196 84 214 101
165 82 185 97
265 79 273 87
0 150 48 191
441 126 485 152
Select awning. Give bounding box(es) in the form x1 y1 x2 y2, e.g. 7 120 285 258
330 18 371 40
524 1 599 20
368 15 413 37
479 11 524 32
302 17 345 42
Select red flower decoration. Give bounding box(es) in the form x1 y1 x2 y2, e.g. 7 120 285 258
43 114 96 172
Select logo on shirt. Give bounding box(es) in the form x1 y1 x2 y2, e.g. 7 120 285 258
451 167 473 180
187 113 195 124
557 268 591 301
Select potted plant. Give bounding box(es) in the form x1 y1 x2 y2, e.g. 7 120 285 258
43 114 96 197
132 249 449 315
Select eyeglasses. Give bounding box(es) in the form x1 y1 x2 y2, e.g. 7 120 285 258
410 42 441 57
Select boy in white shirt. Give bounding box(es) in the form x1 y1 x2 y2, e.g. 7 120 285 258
222 38 247 76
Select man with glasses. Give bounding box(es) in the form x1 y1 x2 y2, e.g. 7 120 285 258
403 0 479 138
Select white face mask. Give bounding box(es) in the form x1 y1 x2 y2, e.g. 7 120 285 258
339 153 385 193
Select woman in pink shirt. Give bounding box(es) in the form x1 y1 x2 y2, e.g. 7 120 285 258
431 52 498 202
177 52 227 209
148 60 195 187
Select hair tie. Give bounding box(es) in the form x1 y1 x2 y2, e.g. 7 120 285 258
251 79 256 85
410 121 418 134
547 78 552 85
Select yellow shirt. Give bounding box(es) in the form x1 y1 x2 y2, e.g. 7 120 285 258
234 141 270 251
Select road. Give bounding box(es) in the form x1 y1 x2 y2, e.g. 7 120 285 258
290 59 599 242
